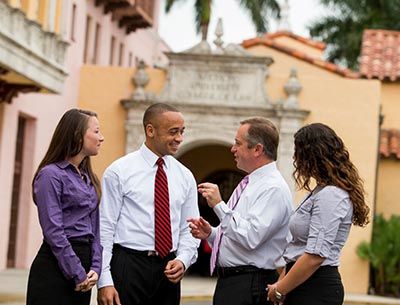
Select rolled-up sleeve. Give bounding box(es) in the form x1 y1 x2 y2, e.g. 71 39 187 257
305 188 351 258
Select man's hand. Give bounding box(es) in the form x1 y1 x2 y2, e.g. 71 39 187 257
187 217 212 239
97 285 121 305
164 259 185 284
198 182 222 208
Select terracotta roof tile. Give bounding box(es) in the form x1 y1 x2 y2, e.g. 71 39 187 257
360 29 400 81
263 31 327 50
380 129 400 159
242 34 359 78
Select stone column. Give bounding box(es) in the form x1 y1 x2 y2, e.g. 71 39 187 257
275 68 309 197
276 109 309 197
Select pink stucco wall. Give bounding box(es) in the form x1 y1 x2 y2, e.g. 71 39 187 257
0 0 168 270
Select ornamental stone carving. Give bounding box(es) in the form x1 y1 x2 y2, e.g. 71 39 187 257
131 60 153 101
121 24 310 196
157 52 273 107
284 68 302 109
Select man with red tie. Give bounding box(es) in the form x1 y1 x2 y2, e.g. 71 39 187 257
188 117 293 305
98 103 200 305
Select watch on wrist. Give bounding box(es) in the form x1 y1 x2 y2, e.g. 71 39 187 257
274 287 283 301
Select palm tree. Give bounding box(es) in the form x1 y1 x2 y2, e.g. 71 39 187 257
165 0 281 41
308 0 400 70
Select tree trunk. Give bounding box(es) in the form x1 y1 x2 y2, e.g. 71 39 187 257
201 23 208 41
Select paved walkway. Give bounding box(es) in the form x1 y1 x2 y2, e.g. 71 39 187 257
1 269 400 305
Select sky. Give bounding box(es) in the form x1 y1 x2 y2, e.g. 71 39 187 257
158 0 326 52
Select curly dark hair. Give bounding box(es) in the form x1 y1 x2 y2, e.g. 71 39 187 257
293 123 369 227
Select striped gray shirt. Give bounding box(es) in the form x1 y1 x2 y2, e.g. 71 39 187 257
283 185 353 266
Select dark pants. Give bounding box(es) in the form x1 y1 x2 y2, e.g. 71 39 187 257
26 240 92 305
284 263 344 305
213 266 279 305
111 244 180 305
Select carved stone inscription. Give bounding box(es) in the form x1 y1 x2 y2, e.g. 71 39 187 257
157 51 271 106
174 70 255 105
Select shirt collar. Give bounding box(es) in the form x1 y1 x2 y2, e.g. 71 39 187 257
140 143 170 169
248 161 277 182
55 160 87 175
55 160 73 169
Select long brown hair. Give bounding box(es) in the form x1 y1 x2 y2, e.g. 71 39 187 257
293 123 369 227
32 109 101 203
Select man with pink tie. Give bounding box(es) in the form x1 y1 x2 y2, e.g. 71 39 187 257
188 117 292 305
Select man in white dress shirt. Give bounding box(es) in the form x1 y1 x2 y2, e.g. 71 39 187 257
98 103 200 305
188 117 292 305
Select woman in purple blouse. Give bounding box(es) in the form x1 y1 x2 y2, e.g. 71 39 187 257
26 109 104 305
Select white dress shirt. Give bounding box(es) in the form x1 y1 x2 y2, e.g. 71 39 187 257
207 162 293 270
283 185 353 266
98 144 200 288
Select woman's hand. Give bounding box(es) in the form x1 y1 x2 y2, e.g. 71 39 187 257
266 283 284 305
82 270 98 292
75 277 89 292
75 270 98 292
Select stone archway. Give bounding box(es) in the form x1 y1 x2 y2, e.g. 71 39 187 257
178 143 244 224
178 143 245 276
121 54 309 274
121 40 309 196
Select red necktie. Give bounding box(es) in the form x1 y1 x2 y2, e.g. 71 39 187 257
154 157 172 258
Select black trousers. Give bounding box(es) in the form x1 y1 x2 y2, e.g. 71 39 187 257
284 263 344 305
213 266 279 305
111 244 180 305
26 240 92 305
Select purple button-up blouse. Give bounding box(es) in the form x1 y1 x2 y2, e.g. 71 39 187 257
33 160 102 285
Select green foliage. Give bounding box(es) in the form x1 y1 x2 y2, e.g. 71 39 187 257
165 0 281 40
356 214 400 296
309 0 400 70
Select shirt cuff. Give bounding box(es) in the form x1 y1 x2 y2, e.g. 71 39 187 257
175 254 191 270
305 229 330 258
214 202 234 231
206 227 217 245
73 268 88 286
97 270 114 289
213 201 229 220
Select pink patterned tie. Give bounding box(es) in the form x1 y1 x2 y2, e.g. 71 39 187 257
210 175 249 275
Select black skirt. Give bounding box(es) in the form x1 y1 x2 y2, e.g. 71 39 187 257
26 240 92 305
284 262 344 305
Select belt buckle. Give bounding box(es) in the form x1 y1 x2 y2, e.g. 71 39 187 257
147 250 158 257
